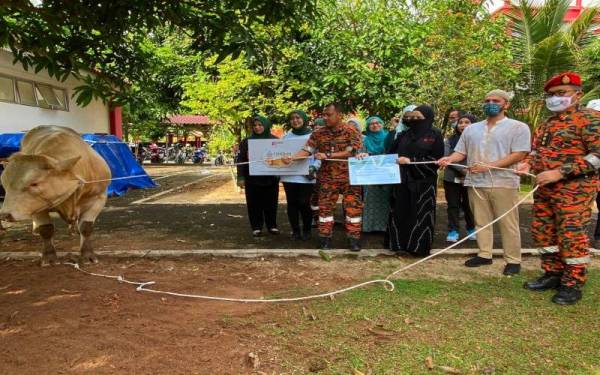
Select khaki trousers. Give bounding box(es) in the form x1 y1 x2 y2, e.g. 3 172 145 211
468 187 522 264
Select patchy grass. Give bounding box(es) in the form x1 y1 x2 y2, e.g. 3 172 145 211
260 270 600 374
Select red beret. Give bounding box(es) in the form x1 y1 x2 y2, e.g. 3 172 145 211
544 72 582 92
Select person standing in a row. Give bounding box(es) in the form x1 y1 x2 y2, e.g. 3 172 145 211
237 116 280 237
281 110 320 241
389 105 444 256
443 113 477 243
520 72 600 305
286 103 364 251
439 90 531 275
361 116 390 233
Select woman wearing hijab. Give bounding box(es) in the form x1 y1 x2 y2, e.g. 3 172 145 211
347 117 363 134
361 116 391 232
443 113 477 243
388 105 445 256
384 104 418 152
281 110 321 241
237 115 280 237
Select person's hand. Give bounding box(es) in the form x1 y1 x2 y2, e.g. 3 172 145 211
237 180 245 189
356 153 369 160
315 152 327 160
281 156 293 165
536 169 564 186
515 162 531 176
470 163 490 174
437 157 451 168
397 157 411 165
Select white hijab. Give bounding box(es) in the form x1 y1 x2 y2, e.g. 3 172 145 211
395 104 418 138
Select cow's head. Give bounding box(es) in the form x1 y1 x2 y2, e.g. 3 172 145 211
0 153 81 221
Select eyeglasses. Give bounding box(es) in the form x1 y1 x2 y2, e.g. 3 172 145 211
544 90 578 98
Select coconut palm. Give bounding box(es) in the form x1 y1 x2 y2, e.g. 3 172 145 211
505 0 599 128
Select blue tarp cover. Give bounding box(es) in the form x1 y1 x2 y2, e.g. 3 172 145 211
0 133 156 197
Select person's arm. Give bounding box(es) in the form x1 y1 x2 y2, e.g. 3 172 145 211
537 113 600 185
438 151 466 167
236 139 249 187
438 131 467 167
559 114 600 177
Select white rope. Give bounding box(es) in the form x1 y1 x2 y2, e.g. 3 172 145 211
65 262 394 303
78 174 152 185
64 161 536 303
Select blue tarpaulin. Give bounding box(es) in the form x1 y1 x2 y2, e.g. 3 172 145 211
0 133 156 197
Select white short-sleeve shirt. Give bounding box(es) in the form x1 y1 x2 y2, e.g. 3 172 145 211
454 117 531 188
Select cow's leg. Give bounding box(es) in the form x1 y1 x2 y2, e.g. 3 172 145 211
33 212 57 266
77 195 107 264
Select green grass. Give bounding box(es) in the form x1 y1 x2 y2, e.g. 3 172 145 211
258 270 600 374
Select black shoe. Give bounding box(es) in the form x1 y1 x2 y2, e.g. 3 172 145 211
252 230 262 237
268 228 280 235
523 273 561 291
319 237 332 250
503 263 521 276
291 231 302 241
301 231 311 241
464 256 493 267
552 285 582 305
348 238 361 252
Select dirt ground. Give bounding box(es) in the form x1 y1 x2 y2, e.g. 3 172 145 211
2 255 587 375
1 165 599 374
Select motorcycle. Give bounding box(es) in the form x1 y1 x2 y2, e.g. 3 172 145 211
214 151 225 166
149 144 166 164
192 148 205 164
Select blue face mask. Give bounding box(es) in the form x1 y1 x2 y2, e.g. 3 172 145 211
483 103 503 117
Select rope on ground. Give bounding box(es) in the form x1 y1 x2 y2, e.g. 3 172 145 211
66 161 537 303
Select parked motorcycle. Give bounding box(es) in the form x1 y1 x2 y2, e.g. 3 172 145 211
149 144 165 164
192 148 205 164
214 150 225 166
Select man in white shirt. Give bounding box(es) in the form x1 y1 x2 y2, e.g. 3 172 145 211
438 89 531 275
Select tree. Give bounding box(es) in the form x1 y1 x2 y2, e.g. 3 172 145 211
181 55 302 151
280 0 516 129
505 0 599 127
0 0 317 106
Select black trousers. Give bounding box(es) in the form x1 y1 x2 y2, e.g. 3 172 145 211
443 180 475 232
244 182 279 231
283 182 313 233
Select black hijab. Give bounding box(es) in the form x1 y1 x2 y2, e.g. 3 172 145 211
404 105 435 138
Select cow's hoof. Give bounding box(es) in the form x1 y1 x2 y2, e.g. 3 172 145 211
40 253 59 267
79 253 99 265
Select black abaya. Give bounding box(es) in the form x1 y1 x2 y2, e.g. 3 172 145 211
388 105 444 256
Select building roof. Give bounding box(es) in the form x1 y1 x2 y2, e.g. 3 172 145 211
165 115 210 125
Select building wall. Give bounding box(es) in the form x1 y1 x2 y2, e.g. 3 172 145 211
0 50 110 134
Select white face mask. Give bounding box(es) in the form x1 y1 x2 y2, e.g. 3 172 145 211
546 95 573 113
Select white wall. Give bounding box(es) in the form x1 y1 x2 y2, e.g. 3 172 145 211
0 50 110 134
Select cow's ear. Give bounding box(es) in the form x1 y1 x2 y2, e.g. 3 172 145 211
54 156 81 172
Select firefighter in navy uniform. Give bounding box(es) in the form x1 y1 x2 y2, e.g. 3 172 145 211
519 72 600 305
285 103 363 251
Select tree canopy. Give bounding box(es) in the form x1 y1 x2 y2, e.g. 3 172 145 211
0 0 317 106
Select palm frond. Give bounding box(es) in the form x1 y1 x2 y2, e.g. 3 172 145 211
566 7 600 49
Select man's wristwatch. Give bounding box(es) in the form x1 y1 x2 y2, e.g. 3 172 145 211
325 151 332 159
559 164 573 178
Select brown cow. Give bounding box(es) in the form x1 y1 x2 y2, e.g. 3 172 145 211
0 126 111 266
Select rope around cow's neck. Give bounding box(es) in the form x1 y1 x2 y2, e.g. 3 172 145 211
66 161 537 303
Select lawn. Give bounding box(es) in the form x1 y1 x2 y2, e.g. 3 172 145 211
259 270 600 374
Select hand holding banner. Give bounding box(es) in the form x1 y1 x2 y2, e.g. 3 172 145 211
248 139 310 176
348 154 401 185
